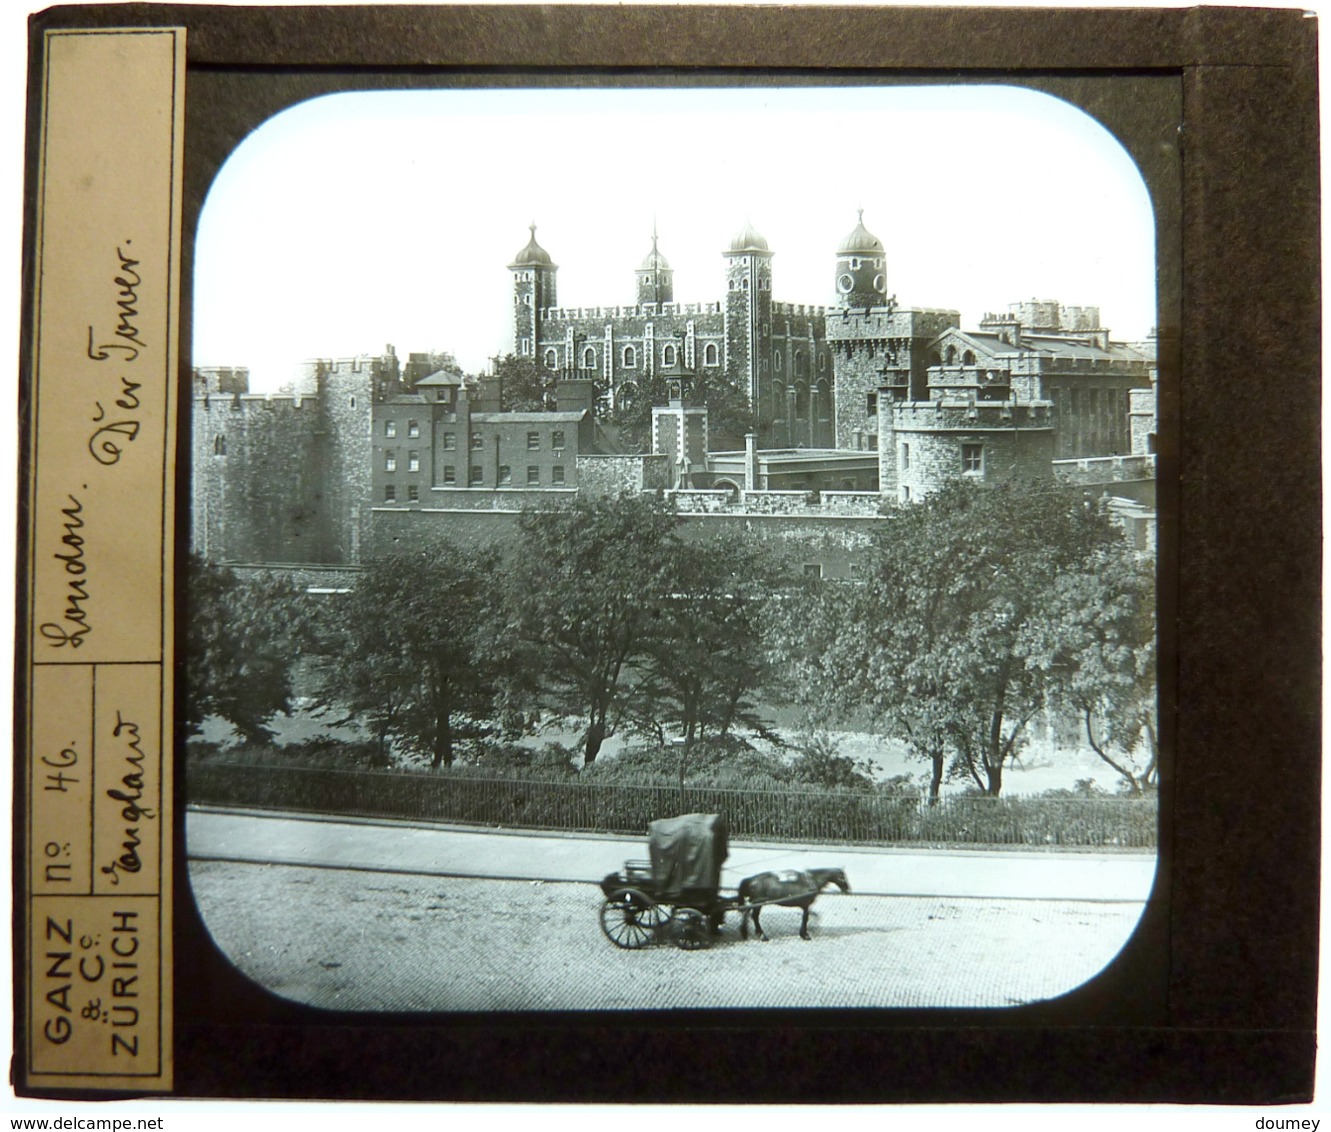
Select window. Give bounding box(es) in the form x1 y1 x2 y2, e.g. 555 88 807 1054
901 443 910 470
407 420 420 438
703 342 719 366
469 465 483 485
442 433 456 451
582 347 596 369
442 465 456 484
866 393 878 416
552 465 565 485
471 432 483 449
384 484 396 502
408 484 419 502
384 450 397 472
213 434 226 456
662 344 677 367
803 563 823 579
962 444 983 474
902 485 911 502
552 430 565 451
499 465 512 485
527 431 540 451
623 345 637 367
384 420 397 438
527 466 540 485
520 337 531 356
408 451 420 473
544 348 558 369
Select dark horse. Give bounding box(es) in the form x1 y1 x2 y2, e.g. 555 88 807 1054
737 867 850 941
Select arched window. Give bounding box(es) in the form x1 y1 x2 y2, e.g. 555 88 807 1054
962 350 976 366
544 348 557 369
794 350 808 379
622 345 637 367
617 382 639 411
741 277 749 291
945 345 957 365
213 434 226 456
774 350 783 370
582 347 596 369
703 342 719 367
662 344 677 367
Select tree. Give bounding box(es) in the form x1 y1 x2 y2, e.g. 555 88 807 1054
784 481 1132 798
508 494 679 764
490 354 554 412
318 546 508 768
184 556 308 744
628 529 779 750
1031 543 1157 794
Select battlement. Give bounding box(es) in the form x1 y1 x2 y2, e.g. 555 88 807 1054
195 390 319 412
892 398 1054 431
666 488 884 519
771 301 828 319
541 301 725 321
826 307 958 343
1052 453 1157 485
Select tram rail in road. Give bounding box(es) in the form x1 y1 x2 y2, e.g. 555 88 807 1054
186 805 1157 904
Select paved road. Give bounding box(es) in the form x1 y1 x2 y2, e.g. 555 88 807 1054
186 806 1157 902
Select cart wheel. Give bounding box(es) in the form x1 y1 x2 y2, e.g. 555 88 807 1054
672 908 711 950
600 887 669 950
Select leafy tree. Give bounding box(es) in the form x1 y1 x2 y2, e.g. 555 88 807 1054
1030 543 1157 794
627 529 779 750
508 494 678 764
318 546 508 768
184 556 308 744
784 481 1132 798
490 353 555 412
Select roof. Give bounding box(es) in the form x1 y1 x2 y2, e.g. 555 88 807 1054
415 370 464 386
508 223 556 269
726 220 770 254
648 813 729 897
938 328 1147 365
838 210 884 255
470 411 587 424
639 232 670 271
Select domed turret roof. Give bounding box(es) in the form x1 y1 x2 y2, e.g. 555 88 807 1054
639 232 670 272
727 220 770 254
838 210 884 255
509 223 555 269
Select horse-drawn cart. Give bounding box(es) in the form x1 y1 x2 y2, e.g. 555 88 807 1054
598 812 853 949
598 812 739 950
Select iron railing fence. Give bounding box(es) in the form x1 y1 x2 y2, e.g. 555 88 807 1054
189 762 1157 849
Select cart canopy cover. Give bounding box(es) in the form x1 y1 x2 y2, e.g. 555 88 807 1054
648 813 729 896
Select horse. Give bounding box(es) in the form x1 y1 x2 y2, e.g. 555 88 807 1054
737 867 850 941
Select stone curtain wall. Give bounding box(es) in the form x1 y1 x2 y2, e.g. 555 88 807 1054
192 393 332 563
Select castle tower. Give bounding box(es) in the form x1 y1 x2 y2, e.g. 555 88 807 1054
508 223 558 359
834 209 887 308
636 226 674 306
723 220 774 440
826 211 960 449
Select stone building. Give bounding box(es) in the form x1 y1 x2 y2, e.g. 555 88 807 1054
511 219 859 449
192 212 1157 567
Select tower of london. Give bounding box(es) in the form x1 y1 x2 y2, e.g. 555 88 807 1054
192 211 1157 571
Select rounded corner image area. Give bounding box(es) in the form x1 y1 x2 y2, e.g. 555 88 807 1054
185 81 1166 1013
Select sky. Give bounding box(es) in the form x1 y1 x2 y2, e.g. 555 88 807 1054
195 83 1160 390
